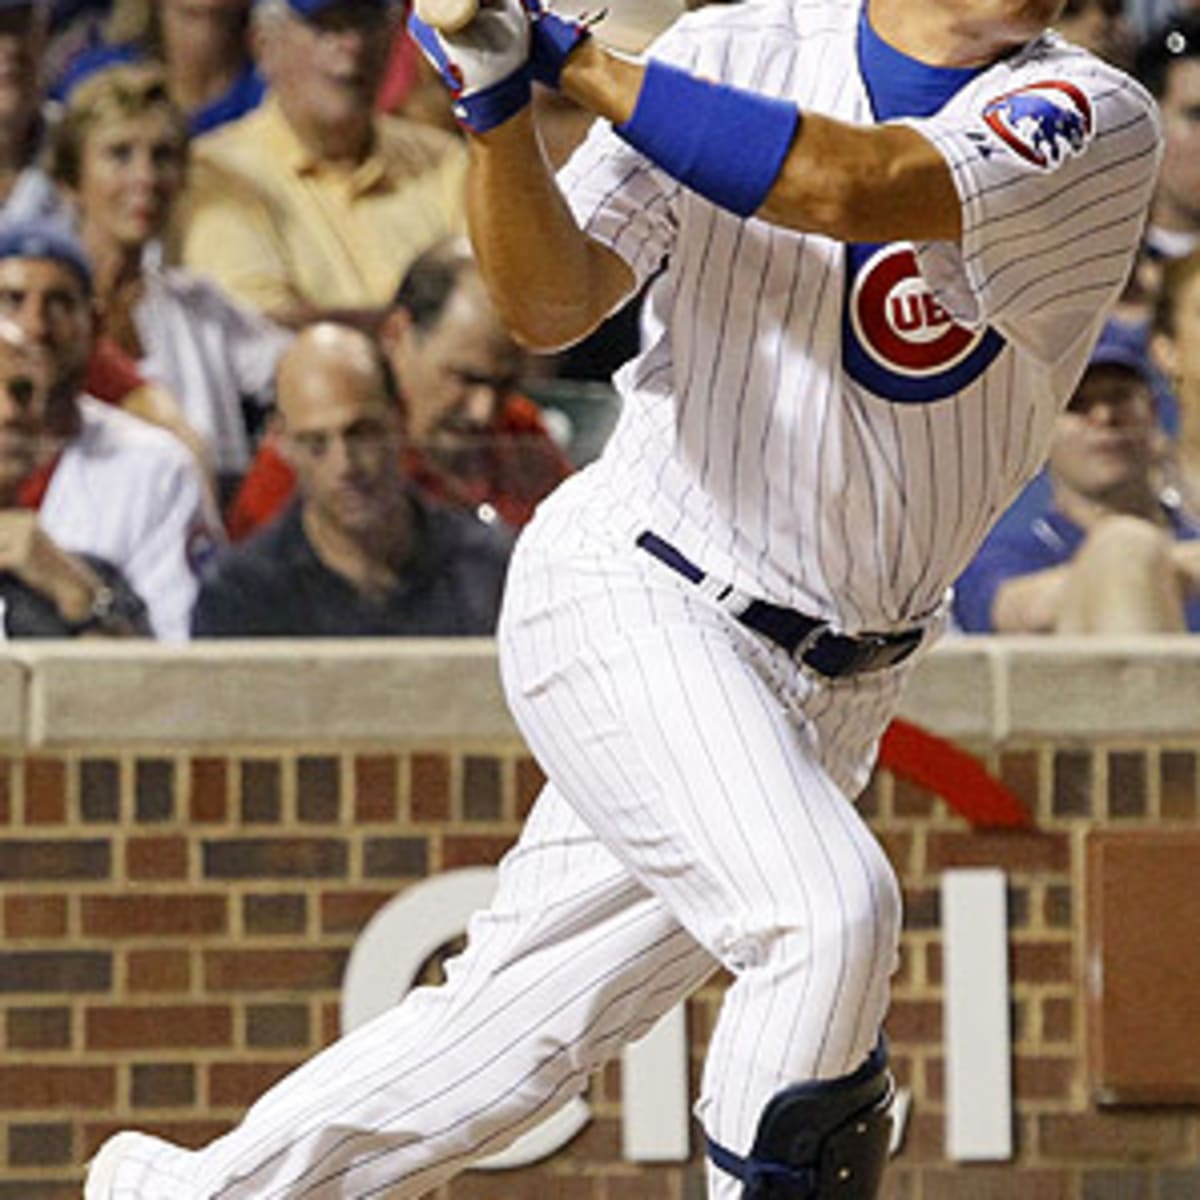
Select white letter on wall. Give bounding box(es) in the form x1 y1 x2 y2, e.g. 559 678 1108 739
941 868 1013 1161
621 1005 690 1161
340 868 590 1170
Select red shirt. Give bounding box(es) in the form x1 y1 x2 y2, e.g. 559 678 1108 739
14 454 62 509
85 338 146 404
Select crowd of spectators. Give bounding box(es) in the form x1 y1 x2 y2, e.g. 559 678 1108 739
0 221 218 639
0 0 595 642
3 0 1200 642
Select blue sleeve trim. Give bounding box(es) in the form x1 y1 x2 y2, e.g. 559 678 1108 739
616 60 801 218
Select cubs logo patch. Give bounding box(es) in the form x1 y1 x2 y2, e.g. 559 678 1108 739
851 245 978 374
843 243 1005 404
981 80 1093 170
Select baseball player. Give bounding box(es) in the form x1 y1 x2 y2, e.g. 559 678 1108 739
86 0 1160 1196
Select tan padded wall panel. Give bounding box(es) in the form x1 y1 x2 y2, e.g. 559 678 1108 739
1086 830 1200 1104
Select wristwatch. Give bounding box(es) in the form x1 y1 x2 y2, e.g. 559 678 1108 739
69 584 121 635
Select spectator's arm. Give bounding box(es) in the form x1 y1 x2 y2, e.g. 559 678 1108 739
0 511 146 637
952 520 1061 634
121 381 219 502
1005 517 1185 634
85 341 218 503
989 565 1073 633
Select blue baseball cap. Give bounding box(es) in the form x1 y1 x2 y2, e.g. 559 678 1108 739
0 220 93 295
1087 322 1152 383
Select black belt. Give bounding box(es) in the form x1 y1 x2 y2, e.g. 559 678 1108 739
636 531 924 679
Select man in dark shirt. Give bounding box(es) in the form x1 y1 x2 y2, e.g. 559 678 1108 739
191 322 512 637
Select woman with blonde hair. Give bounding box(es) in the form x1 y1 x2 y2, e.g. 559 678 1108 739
52 62 290 496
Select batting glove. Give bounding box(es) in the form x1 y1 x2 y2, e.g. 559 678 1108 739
519 0 591 89
408 0 533 134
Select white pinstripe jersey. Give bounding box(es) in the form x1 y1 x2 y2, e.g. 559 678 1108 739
555 0 1161 634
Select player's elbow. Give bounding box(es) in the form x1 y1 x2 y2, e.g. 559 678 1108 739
499 264 633 353
500 300 601 354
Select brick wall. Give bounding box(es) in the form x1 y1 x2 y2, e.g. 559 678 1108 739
1 642 1199 1199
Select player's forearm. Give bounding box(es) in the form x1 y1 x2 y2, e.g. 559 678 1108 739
561 41 961 243
469 109 631 351
559 38 641 127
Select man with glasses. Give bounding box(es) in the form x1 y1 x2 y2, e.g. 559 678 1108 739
181 0 468 329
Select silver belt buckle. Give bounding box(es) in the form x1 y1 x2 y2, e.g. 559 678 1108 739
792 622 829 671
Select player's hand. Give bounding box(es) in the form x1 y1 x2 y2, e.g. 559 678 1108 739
408 0 534 134
519 0 591 88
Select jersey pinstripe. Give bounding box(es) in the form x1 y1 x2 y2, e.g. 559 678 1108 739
556 0 1161 634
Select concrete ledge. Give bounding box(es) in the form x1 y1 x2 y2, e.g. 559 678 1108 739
9 635 1200 749
20 640 518 748
0 656 25 745
999 635 1200 738
894 638 1003 740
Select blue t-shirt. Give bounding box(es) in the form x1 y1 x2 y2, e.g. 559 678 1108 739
953 501 1200 632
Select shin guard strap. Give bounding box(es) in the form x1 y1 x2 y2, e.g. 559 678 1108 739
707 1135 816 1198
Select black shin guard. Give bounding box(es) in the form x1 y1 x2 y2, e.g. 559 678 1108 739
707 1039 894 1199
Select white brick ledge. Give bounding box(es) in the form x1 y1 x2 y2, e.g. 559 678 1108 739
0 635 1197 748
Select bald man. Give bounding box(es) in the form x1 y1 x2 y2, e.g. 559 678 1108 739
190 322 512 637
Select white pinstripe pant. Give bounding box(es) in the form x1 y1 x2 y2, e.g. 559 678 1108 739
111 505 912 1199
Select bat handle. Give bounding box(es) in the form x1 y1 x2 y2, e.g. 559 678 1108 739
413 0 482 34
